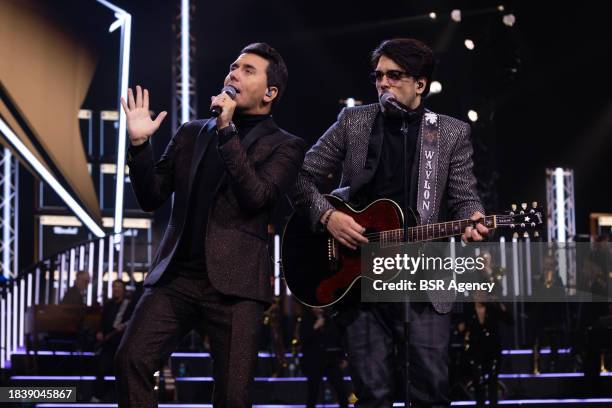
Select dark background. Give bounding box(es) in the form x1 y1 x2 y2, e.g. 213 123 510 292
18 0 612 267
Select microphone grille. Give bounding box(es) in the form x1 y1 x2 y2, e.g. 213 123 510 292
222 85 237 99
380 92 394 104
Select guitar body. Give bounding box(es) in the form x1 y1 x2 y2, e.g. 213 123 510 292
282 195 415 308
282 195 542 308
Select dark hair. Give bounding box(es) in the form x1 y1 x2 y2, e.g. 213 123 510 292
240 42 288 106
112 279 125 287
370 38 435 97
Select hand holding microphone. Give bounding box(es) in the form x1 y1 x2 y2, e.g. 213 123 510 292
210 85 237 129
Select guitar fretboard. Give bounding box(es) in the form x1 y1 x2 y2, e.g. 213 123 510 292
374 215 497 243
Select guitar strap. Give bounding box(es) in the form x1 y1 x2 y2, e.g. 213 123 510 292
416 111 440 224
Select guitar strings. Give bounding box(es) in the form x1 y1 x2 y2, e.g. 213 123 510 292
360 216 493 241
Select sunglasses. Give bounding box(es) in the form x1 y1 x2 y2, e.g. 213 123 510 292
369 70 412 85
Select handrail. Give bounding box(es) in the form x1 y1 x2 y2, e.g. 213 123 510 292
0 228 150 368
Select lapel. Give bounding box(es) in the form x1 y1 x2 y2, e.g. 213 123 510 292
240 116 278 152
211 117 279 196
410 126 421 222
349 111 385 203
187 116 279 198
186 118 216 198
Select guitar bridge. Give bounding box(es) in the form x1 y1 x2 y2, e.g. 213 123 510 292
328 237 335 260
328 237 340 272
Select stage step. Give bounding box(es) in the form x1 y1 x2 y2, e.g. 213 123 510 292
31 399 612 407
9 373 612 403
9 348 579 376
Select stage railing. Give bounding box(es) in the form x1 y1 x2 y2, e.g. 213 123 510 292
0 231 142 369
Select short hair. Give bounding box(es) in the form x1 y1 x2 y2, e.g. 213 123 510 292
240 42 288 106
112 279 125 287
370 38 435 97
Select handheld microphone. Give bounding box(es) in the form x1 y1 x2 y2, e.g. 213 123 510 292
210 85 237 117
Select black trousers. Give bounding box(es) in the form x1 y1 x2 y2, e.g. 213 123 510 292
468 353 500 407
303 349 349 408
94 342 120 400
114 274 264 408
337 302 451 408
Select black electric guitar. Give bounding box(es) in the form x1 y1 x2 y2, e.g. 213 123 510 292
281 195 543 308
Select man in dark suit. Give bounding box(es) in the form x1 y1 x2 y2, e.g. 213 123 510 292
114 43 305 407
292 38 488 407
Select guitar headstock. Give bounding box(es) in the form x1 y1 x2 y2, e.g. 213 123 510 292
495 202 544 238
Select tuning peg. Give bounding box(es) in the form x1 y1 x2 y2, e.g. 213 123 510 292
513 232 519 239
532 201 538 208
521 203 527 210
531 222 536 227
534 231 540 238
520 223 526 228
523 232 530 238
510 224 515 229
511 203 517 212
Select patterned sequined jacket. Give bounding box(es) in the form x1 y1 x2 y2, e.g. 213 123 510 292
291 103 484 312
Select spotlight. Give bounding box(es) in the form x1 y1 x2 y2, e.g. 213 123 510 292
339 98 362 107
503 14 516 27
429 12 437 20
430 81 442 95
468 110 479 122
464 39 475 50
497 5 505 12
451 9 461 22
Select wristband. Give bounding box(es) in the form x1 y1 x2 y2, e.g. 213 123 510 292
322 209 336 227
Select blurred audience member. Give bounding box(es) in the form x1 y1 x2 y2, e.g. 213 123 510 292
459 291 513 407
92 280 135 402
301 308 349 408
61 270 91 305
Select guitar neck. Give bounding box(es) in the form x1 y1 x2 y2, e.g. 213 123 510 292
378 215 497 243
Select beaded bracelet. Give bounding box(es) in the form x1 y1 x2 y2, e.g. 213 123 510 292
322 209 336 226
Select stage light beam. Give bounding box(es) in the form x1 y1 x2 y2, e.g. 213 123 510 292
0 119 105 237
97 0 133 243
181 0 191 125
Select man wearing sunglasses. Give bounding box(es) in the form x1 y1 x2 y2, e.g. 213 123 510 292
292 38 487 407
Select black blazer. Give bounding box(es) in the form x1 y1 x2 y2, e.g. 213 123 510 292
127 117 306 303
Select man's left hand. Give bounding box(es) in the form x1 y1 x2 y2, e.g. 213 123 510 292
461 211 488 242
210 92 237 129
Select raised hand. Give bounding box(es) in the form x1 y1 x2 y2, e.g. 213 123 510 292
121 85 167 146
